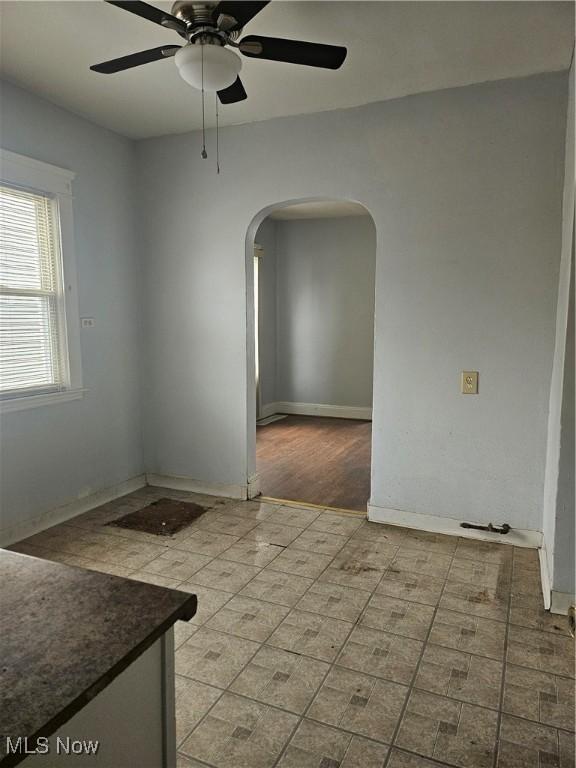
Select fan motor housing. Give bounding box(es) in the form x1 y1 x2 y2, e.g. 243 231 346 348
171 1 242 44
171 2 214 25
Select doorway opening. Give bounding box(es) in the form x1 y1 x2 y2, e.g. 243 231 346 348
247 199 376 513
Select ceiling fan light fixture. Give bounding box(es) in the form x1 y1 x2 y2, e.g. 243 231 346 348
175 43 242 91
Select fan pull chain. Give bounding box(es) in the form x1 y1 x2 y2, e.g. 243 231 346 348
215 95 220 174
200 42 207 159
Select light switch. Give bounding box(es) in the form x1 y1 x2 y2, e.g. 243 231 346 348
81 318 95 328
461 371 478 394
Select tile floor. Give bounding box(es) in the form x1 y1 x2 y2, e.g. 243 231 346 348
9 487 575 768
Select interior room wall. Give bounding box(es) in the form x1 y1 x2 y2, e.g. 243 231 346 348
254 218 278 410
542 55 575 597
273 215 376 409
0 81 144 542
553 247 575 599
136 72 567 529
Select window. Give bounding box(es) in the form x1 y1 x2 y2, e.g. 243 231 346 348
0 149 82 411
0 185 66 395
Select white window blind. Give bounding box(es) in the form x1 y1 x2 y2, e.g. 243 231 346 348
0 184 67 396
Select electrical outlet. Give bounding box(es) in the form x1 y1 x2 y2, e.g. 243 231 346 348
461 371 478 394
81 318 95 328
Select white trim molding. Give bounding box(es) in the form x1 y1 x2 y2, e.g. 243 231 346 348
0 387 86 414
0 474 146 548
261 401 372 421
260 403 278 419
0 148 75 197
550 591 575 615
247 473 261 499
0 147 83 405
146 473 248 500
540 539 575 615
539 545 552 610
368 503 542 549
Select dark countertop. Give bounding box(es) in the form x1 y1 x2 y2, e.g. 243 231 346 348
0 549 197 766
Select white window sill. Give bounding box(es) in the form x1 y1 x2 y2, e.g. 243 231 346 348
0 388 86 414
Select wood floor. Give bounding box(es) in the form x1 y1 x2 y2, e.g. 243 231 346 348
256 415 371 511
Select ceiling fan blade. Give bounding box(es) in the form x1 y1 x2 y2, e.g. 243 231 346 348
104 1 187 34
239 35 347 69
213 2 269 30
90 45 180 73
218 76 247 104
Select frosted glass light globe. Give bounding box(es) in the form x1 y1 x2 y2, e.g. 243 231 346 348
175 44 242 91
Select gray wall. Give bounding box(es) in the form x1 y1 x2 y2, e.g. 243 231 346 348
0 71 570 544
542 56 574 593
136 72 567 529
273 216 375 408
0 81 143 535
553 246 574 594
255 219 278 410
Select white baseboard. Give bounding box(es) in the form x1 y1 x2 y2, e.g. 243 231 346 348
537 540 575 613
1 471 253 548
146 473 247 500
0 474 147 548
247 473 261 499
260 402 281 419
550 590 575 615
261 401 372 421
539 545 552 610
367 503 542 549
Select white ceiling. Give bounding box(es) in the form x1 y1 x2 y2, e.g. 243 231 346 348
0 1 573 139
269 200 369 219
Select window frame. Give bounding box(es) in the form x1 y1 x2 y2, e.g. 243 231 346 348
0 149 83 412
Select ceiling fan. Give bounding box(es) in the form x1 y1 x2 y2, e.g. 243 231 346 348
90 1 348 104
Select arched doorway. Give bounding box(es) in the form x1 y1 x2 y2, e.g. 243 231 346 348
245 198 377 513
